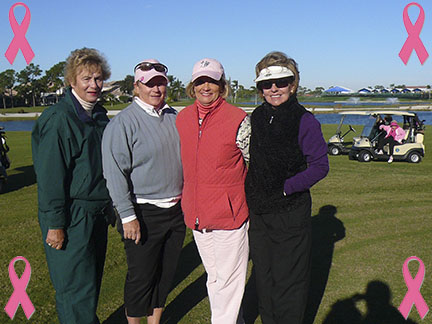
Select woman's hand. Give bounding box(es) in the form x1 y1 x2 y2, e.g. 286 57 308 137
123 219 141 244
46 229 65 250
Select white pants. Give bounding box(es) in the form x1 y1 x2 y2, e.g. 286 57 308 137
193 221 249 324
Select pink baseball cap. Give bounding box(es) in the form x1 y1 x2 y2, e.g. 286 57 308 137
134 59 169 84
191 58 224 82
390 121 399 127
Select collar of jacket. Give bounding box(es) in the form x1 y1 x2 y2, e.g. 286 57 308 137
66 87 106 123
263 94 298 113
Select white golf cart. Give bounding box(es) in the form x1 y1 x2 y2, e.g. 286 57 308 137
327 111 372 155
348 111 425 163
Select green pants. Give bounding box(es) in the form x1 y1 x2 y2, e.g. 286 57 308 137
39 201 108 324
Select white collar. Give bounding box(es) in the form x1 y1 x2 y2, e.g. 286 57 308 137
134 97 170 117
71 88 97 115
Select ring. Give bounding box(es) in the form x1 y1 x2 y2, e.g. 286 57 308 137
48 243 52 247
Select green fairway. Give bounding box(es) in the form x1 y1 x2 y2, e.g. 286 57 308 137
0 125 431 323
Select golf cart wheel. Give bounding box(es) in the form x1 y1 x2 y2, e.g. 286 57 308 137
408 152 421 163
329 146 341 155
358 151 371 162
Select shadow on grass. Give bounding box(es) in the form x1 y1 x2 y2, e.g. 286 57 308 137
2 165 36 193
161 241 207 324
322 280 418 324
103 241 206 324
304 205 346 324
102 305 128 324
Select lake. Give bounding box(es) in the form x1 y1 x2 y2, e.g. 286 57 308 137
1 111 432 131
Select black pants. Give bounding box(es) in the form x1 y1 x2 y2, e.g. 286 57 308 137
119 202 185 317
249 199 312 324
378 136 397 155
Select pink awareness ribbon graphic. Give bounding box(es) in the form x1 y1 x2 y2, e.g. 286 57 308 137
398 256 429 319
399 2 428 65
4 256 35 320
4 2 35 65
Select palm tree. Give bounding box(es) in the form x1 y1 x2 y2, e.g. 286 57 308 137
16 63 42 107
167 75 185 102
0 69 15 108
231 80 239 103
45 61 66 103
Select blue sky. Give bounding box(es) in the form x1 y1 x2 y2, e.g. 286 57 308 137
0 0 431 91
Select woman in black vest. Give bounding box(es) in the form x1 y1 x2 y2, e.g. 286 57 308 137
245 51 329 324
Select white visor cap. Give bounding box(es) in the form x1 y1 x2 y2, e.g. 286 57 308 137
254 65 294 83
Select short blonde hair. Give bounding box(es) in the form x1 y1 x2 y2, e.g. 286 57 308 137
64 48 111 86
185 77 230 99
255 51 299 95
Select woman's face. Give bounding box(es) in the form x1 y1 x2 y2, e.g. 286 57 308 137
261 78 294 107
71 66 103 103
194 76 221 106
134 76 167 108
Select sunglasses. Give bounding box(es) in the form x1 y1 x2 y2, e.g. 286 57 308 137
258 78 292 90
134 62 168 73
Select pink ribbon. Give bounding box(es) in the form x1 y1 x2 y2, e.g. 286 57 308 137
4 256 35 320
399 2 429 65
4 2 35 65
398 256 429 319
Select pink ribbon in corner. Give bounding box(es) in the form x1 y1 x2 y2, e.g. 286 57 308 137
398 256 429 319
4 256 35 320
399 2 429 65
4 2 35 65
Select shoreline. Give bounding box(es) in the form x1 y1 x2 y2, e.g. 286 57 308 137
1 105 432 119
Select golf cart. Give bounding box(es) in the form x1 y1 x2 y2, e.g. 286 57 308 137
348 111 425 163
0 126 10 193
327 111 372 155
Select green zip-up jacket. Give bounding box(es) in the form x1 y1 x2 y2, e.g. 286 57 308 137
32 88 110 229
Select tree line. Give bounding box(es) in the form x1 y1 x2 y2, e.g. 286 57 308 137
0 62 66 108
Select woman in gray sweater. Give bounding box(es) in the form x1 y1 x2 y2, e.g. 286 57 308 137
102 59 184 324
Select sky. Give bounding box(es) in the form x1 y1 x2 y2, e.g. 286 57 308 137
0 0 431 91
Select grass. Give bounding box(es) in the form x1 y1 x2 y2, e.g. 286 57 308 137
0 126 431 323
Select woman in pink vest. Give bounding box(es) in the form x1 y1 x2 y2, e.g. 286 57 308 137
376 120 406 163
176 58 250 324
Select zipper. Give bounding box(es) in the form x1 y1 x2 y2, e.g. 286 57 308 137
194 111 211 230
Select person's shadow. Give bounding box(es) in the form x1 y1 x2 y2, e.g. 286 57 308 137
361 280 417 324
102 240 207 324
1 165 36 193
161 241 208 324
322 280 418 324
303 205 346 324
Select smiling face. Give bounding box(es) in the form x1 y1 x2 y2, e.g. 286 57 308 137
71 66 103 103
193 76 221 106
134 76 167 108
262 79 294 107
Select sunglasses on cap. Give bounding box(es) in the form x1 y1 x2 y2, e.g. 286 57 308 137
134 62 168 73
258 78 292 90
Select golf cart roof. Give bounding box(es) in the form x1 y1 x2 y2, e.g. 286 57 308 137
338 111 372 115
370 110 416 117
338 110 416 117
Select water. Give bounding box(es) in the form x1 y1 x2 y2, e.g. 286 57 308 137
238 100 423 106
314 111 432 125
0 120 35 131
1 111 432 131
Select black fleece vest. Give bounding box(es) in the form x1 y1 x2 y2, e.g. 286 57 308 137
245 96 310 214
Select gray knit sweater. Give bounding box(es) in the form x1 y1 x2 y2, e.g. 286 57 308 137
101 101 183 219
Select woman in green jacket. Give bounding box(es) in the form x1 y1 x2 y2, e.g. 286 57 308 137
32 48 112 324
